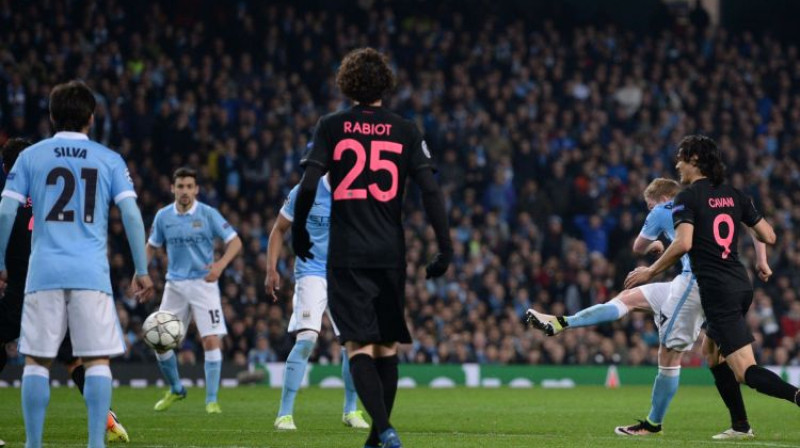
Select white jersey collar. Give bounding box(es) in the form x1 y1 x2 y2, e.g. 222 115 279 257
53 131 89 140
173 201 198 216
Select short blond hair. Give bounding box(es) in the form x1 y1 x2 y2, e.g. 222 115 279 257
644 178 680 201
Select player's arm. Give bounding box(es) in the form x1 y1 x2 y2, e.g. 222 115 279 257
206 235 242 282
291 165 323 261
118 197 154 301
632 236 664 256
265 214 291 301
749 217 776 245
749 226 772 282
412 167 453 278
625 223 693 289
0 197 20 290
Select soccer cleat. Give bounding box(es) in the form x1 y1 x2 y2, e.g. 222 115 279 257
206 402 222 414
106 410 130 443
343 410 370 428
153 388 187 411
524 309 567 336
274 415 297 430
712 428 755 440
379 428 403 448
614 419 663 436
0 438 5 446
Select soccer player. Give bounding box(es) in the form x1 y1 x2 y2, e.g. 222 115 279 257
626 135 800 438
292 47 452 448
0 138 130 445
0 80 153 448
266 174 370 430
527 177 761 437
146 167 242 414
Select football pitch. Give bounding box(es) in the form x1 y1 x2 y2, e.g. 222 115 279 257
0 386 797 447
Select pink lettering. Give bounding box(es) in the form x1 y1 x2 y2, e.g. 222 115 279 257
708 197 734 208
343 121 392 136
344 121 352 133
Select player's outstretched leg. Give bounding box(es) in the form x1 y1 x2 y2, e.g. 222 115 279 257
84 363 113 448
275 331 316 430
154 350 186 411
527 295 633 336
204 347 222 413
341 348 369 429
524 308 565 336
22 363 50 448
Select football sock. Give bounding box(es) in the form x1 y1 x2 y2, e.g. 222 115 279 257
647 366 680 425
22 365 50 448
204 349 222 404
367 354 400 446
0 344 7 373
341 348 359 414
744 365 799 404
71 364 86 395
565 299 627 327
711 363 749 431
156 350 183 394
84 365 112 448
278 339 314 417
350 354 390 435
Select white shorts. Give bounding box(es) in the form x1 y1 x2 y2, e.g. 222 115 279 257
160 279 227 337
18 290 125 358
288 275 339 336
640 273 704 351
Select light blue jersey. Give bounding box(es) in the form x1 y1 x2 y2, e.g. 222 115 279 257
279 177 330 279
640 200 692 272
1 132 136 294
148 201 237 281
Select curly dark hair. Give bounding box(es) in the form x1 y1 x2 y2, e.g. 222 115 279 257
336 47 396 104
677 135 726 185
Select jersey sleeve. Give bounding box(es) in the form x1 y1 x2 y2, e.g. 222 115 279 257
638 209 662 240
279 185 299 222
110 155 137 204
408 122 436 174
300 118 331 172
147 210 164 247
672 189 696 228
738 189 763 227
210 207 237 243
1 151 30 204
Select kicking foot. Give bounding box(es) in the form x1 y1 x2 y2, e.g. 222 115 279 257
524 309 566 336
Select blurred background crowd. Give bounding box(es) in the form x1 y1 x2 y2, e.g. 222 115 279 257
1 0 799 369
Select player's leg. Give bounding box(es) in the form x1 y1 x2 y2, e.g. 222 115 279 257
191 280 227 413
328 302 369 429
69 290 126 448
275 330 316 429
362 342 401 447
727 343 799 403
23 356 53 448
154 282 189 410
704 335 753 439
348 342 399 448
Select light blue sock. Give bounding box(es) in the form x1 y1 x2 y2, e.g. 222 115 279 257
565 301 625 328
342 348 358 414
278 339 314 417
647 368 681 425
156 351 183 394
84 366 112 448
22 366 50 448
205 349 222 404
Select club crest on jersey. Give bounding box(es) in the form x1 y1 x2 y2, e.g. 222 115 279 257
192 220 203 228
421 140 431 158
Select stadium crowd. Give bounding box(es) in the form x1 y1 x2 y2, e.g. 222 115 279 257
1 0 799 369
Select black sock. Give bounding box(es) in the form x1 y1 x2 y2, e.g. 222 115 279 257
366 355 399 446
0 344 7 373
71 364 86 395
350 354 390 436
711 363 749 432
744 365 799 404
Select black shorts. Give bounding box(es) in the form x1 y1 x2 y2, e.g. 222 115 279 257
328 267 412 344
702 288 755 357
0 288 23 343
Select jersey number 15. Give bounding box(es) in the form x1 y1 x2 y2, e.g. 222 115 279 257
333 139 403 202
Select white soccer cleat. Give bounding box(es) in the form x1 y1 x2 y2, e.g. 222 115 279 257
712 428 754 440
342 410 370 429
274 415 297 430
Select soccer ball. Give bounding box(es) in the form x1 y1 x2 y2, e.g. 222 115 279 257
142 311 185 353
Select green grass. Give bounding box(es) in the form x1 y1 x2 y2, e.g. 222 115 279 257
0 385 798 447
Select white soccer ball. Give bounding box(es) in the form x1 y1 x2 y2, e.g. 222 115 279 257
142 311 185 353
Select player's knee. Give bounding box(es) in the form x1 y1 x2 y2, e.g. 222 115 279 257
295 331 318 358
202 334 222 351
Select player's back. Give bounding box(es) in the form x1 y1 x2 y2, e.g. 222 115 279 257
676 179 757 291
5 133 135 294
309 105 434 268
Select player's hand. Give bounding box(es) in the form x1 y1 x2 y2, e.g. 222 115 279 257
292 225 314 262
624 266 654 289
756 261 772 282
205 261 224 282
425 251 452 279
265 270 281 302
131 274 154 303
0 270 7 295
647 241 665 255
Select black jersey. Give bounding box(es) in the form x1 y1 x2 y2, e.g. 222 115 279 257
301 105 435 268
671 178 762 292
6 198 32 293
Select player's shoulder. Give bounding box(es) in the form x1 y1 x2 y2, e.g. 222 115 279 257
154 203 175 219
